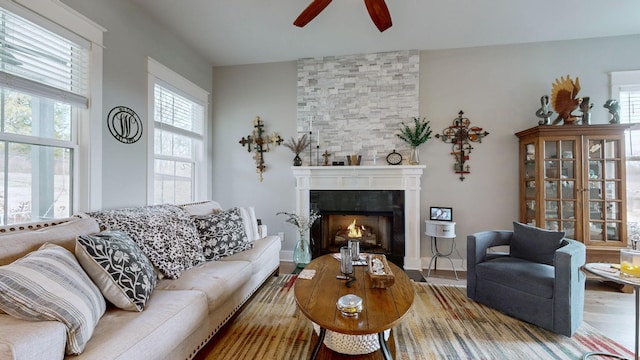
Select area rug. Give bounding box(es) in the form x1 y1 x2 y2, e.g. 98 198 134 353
199 275 633 359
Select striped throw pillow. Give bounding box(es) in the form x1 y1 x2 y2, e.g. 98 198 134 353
0 243 106 355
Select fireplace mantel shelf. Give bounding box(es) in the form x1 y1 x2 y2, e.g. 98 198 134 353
292 165 425 270
292 165 425 169
292 165 426 191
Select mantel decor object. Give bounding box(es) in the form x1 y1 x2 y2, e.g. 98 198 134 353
283 134 311 166
396 116 432 165
435 111 489 181
238 116 283 181
347 155 362 166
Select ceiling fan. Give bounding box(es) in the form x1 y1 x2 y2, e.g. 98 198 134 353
293 0 392 32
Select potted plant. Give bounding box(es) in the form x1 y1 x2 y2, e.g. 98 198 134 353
283 134 311 166
277 210 321 268
396 117 432 165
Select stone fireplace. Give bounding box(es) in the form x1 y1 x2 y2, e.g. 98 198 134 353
292 165 425 270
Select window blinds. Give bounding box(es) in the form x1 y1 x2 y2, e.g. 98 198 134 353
154 83 204 135
620 86 640 124
0 5 89 107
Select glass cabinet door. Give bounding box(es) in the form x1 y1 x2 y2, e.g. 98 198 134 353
543 139 577 239
523 141 537 225
586 138 623 245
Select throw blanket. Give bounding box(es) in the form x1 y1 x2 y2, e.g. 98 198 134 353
84 204 205 279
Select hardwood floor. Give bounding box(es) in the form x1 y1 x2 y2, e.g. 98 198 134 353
281 261 636 353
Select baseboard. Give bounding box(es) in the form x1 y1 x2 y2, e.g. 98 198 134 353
421 256 467 272
280 250 293 262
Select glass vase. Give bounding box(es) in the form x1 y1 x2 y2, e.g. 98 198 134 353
409 146 420 165
293 234 311 268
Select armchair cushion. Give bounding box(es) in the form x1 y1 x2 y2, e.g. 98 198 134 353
511 222 564 265
475 257 555 298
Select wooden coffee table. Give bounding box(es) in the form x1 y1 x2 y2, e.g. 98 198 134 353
294 254 415 360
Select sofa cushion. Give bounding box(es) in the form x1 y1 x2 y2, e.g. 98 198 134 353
84 204 205 279
511 222 564 265
74 290 208 360
220 235 281 276
476 256 555 298
192 207 253 261
0 243 106 355
76 230 157 312
155 260 253 312
0 314 66 360
0 218 99 266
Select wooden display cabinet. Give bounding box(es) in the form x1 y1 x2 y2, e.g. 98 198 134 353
515 124 629 263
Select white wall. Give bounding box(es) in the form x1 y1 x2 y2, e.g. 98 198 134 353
213 34 640 268
211 62 299 252
61 0 213 209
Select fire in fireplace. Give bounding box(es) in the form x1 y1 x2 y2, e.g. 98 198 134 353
310 190 404 267
327 215 391 252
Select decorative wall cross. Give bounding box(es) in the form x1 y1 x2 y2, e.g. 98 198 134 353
435 111 489 181
238 116 283 182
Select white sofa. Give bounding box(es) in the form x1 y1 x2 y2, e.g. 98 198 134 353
0 201 281 360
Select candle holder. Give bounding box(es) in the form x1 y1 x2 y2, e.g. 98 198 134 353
336 294 363 317
348 239 360 261
340 246 355 287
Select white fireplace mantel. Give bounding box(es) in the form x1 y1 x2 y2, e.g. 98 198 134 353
292 165 426 270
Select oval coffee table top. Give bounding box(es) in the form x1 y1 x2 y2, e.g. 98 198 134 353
294 254 415 336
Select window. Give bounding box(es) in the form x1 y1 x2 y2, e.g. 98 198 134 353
611 71 640 223
0 1 101 224
148 58 208 205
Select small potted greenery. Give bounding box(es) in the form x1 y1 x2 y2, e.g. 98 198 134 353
396 117 432 165
283 134 311 166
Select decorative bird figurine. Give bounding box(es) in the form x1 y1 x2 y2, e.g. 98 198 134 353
551 75 582 125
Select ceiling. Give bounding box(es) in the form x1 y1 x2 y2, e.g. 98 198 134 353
129 0 640 67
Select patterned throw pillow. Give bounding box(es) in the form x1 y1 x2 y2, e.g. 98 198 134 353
0 243 106 355
193 207 253 261
76 230 157 312
85 204 205 279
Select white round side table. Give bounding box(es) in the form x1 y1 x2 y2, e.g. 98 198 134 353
424 220 458 280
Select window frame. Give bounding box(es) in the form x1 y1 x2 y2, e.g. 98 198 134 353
611 70 640 223
0 0 104 216
147 57 209 205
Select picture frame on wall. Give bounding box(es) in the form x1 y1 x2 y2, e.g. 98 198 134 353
430 207 453 222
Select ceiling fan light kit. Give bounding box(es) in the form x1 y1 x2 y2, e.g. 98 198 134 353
294 0 392 32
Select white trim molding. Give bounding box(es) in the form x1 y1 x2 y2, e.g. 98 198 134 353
292 165 426 270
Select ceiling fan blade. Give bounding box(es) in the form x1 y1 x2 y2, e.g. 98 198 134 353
364 0 392 32
293 0 333 27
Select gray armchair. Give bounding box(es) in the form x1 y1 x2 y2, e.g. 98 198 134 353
467 229 586 336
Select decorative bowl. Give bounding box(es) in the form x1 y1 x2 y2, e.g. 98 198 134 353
367 254 395 288
337 294 363 317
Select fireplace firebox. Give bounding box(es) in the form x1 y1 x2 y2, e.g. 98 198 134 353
310 190 405 267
